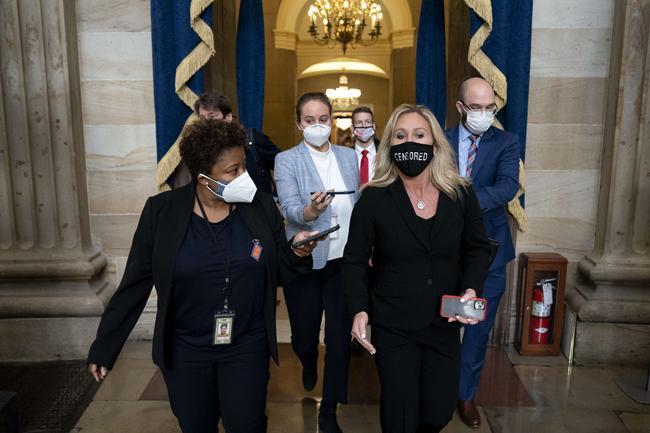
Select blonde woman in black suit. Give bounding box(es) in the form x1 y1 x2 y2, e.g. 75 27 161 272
343 104 492 433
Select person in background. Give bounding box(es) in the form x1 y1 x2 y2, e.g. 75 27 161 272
343 103 491 433
445 77 520 428
274 92 360 433
88 119 319 433
194 91 281 195
351 106 379 186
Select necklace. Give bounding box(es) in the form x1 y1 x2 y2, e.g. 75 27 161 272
405 187 426 210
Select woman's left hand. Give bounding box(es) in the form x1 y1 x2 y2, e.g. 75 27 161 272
447 288 479 325
291 230 320 257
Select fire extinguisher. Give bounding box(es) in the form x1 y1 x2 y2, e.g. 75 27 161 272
529 281 553 344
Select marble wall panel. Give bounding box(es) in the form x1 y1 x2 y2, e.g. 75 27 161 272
525 124 603 170
88 170 157 214
524 170 600 222
84 125 157 172
532 0 614 29
76 0 151 32
81 80 154 125
530 28 613 78
78 32 152 81
517 217 596 261
527 77 607 124
91 214 140 255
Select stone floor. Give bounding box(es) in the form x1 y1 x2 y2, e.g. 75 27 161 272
72 341 650 433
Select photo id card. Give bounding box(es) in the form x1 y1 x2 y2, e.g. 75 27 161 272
213 311 236 345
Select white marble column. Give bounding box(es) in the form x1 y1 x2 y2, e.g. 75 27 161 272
566 0 650 366
0 0 110 360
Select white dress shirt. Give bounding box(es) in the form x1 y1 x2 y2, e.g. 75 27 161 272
306 143 353 260
355 141 377 181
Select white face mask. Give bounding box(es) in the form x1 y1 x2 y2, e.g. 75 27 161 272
464 110 495 135
199 171 257 203
302 124 332 147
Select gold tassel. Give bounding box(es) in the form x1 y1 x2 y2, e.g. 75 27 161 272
157 0 216 191
464 0 527 232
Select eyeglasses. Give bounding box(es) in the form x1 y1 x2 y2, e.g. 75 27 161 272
460 101 498 116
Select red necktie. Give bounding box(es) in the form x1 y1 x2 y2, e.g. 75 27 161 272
360 149 369 185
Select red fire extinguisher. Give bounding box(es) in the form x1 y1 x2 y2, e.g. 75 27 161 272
529 284 552 344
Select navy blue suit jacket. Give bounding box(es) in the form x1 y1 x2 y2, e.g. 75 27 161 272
446 125 520 271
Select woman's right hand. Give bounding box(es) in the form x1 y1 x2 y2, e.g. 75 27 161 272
310 191 334 215
89 363 109 382
351 312 376 355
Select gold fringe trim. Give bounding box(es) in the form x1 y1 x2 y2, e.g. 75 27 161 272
465 0 527 232
507 159 528 231
157 0 216 191
156 113 201 190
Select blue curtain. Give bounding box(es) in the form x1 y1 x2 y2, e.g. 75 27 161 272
470 0 533 161
236 0 266 131
416 0 446 126
151 1 211 163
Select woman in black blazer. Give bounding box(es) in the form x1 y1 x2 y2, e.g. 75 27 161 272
343 104 492 433
87 119 319 433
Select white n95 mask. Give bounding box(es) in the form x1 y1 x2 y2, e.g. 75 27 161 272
302 124 332 147
199 171 257 203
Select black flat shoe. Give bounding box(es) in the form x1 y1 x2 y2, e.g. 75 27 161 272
302 365 317 392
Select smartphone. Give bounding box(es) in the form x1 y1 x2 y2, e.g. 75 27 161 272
291 224 341 248
440 295 488 321
309 191 356 196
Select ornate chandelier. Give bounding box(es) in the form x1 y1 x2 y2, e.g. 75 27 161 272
326 75 361 110
307 0 383 54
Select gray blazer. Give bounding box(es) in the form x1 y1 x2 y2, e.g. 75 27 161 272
274 141 360 269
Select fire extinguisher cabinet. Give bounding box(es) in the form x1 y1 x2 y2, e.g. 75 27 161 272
514 252 568 356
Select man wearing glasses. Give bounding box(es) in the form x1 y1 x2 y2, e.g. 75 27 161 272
446 77 520 428
350 106 379 186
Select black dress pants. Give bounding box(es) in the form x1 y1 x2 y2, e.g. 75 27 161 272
372 324 461 433
283 258 351 405
162 334 269 433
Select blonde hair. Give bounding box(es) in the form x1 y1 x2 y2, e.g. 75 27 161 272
367 104 469 200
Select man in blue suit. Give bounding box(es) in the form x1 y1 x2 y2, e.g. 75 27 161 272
446 77 520 428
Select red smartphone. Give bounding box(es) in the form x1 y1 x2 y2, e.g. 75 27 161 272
440 295 488 321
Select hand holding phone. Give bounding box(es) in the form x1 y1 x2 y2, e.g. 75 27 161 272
291 224 340 247
309 190 356 196
440 295 487 322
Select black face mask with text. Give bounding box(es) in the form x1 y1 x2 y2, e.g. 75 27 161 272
389 142 434 177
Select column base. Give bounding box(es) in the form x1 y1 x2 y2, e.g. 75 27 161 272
0 249 116 361
565 277 650 366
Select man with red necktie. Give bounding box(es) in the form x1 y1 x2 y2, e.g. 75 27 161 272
351 107 379 186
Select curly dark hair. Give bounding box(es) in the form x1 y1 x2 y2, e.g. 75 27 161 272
179 118 246 179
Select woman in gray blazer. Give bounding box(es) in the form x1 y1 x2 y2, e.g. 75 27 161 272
274 92 359 433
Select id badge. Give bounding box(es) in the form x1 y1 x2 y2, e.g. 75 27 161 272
330 215 339 239
250 239 263 262
213 311 236 345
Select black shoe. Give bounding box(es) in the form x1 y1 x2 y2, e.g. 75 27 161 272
318 411 343 433
302 365 317 391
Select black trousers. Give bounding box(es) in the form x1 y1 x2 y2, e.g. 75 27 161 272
372 325 461 433
283 258 351 405
162 337 269 433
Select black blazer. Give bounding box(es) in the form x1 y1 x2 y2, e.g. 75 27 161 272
87 183 311 369
342 179 491 331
